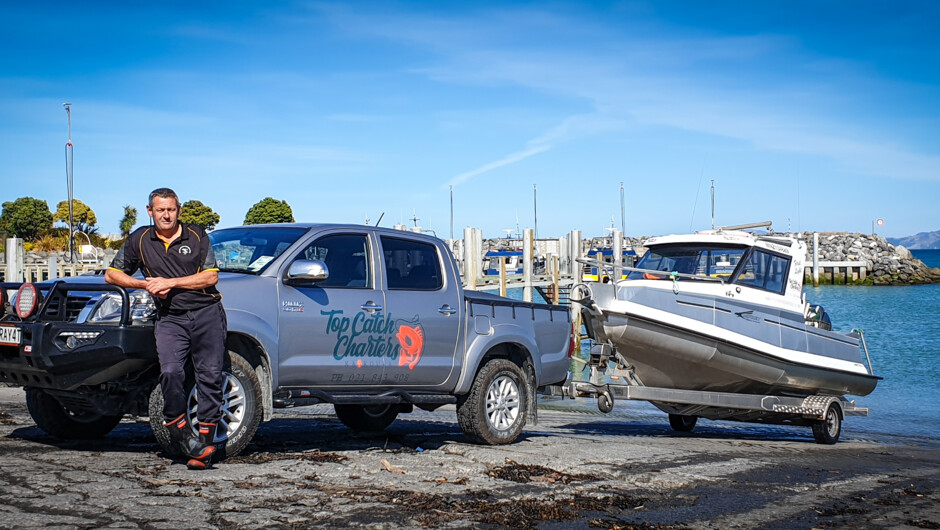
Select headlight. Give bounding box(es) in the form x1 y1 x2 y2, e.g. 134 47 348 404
87 290 157 324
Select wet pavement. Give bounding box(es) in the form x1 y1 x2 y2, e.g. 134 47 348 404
1 386 938 529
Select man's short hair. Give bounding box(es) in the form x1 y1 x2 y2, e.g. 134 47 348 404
149 188 180 209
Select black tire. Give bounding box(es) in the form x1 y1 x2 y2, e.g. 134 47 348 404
334 404 399 433
668 413 698 432
811 404 842 445
150 350 262 459
597 391 614 413
25 388 123 440
457 358 528 445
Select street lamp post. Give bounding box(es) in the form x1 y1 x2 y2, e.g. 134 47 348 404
64 103 74 263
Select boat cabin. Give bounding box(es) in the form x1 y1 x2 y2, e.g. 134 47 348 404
627 230 807 308
483 249 524 276
583 248 638 282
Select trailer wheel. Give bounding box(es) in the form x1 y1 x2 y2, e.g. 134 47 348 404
457 359 527 445
334 404 399 433
597 391 614 413
811 404 841 445
150 350 262 459
668 414 698 432
25 388 123 440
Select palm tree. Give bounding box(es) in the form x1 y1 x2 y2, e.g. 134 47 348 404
119 205 137 238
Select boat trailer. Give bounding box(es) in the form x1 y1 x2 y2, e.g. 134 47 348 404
543 343 869 445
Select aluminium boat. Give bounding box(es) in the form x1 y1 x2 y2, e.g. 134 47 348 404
575 228 880 399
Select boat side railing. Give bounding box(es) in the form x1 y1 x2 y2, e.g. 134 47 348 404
852 328 876 376
575 257 727 284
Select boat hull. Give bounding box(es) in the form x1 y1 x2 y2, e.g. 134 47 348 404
597 311 878 397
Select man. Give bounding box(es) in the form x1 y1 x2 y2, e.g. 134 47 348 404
105 188 226 470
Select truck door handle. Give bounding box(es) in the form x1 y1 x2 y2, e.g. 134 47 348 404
360 302 383 313
438 305 457 315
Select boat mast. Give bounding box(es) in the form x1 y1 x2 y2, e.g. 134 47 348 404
620 181 625 235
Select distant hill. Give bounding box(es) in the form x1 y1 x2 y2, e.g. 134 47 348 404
887 230 940 249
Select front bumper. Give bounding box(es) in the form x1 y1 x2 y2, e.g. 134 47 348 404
0 321 157 391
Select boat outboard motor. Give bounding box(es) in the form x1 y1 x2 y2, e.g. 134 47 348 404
807 305 832 331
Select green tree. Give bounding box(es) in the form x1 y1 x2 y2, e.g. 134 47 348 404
0 197 54 241
53 199 98 234
119 205 137 238
244 197 294 225
179 200 220 231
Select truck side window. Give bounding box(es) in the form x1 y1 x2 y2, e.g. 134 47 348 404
298 234 371 288
381 236 443 290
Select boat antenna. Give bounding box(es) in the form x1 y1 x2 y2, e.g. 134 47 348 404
375 212 384 227
63 102 74 263
410 209 420 228
710 179 716 230
449 185 454 240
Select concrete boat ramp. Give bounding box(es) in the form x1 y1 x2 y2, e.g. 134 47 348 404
0 387 937 529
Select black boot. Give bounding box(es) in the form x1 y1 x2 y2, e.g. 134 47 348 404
187 422 217 470
164 414 210 460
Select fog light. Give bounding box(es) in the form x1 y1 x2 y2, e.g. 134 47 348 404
56 330 103 350
15 284 41 319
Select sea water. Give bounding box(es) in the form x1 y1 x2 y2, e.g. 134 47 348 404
803 248 940 444
508 250 940 445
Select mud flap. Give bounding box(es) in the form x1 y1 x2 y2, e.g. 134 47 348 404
524 360 538 426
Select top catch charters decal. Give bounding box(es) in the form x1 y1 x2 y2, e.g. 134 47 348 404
322 310 424 369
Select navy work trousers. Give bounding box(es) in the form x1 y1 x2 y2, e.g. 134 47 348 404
154 302 227 424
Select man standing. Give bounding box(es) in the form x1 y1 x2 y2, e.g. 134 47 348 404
105 188 226 470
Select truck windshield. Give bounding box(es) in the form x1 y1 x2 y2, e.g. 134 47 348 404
627 244 748 280
210 227 309 274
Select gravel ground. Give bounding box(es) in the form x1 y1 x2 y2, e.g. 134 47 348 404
1 386 937 529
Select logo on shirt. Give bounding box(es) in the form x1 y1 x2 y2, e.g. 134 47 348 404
179 245 192 255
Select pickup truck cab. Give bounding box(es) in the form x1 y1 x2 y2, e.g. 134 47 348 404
0 224 572 456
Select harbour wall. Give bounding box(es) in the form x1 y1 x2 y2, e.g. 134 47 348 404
796 232 940 285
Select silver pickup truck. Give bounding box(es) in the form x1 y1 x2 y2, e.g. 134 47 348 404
0 224 572 457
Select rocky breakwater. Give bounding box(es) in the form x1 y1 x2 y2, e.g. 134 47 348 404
799 232 940 285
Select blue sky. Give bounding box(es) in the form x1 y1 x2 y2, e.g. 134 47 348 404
2 1 938 240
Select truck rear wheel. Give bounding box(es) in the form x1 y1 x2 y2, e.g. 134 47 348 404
334 404 399 433
150 350 262 459
457 359 527 445
25 388 123 440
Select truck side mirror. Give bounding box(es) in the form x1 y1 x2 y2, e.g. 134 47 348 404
285 259 329 284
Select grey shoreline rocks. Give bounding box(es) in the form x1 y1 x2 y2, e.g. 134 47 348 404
795 232 940 285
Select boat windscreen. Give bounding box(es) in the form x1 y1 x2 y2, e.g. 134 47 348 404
629 245 748 280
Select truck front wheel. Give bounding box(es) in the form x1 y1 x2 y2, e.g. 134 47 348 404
334 404 399 433
457 359 528 445
25 388 123 440
149 350 262 459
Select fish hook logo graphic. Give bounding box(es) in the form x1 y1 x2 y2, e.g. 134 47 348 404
396 324 424 370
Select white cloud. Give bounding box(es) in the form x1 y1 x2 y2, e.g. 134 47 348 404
447 144 551 188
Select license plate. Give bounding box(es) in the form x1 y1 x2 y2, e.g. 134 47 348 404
0 325 21 346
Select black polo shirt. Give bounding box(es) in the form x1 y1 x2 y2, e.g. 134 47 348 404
110 223 221 313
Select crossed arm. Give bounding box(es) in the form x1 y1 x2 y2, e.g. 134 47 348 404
104 269 218 298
